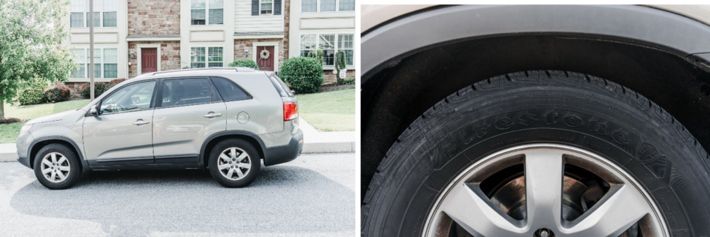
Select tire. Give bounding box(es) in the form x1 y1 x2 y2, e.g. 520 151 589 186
33 143 82 189
208 139 261 187
362 71 710 236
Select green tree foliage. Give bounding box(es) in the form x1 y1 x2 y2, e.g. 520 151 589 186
229 59 259 69
0 0 74 117
335 51 347 84
279 57 323 94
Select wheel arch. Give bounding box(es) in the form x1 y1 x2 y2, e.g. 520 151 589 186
200 131 267 168
361 5 710 191
28 137 86 171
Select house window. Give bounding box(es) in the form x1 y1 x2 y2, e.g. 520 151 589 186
192 0 223 25
338 34 353 65
319 34 335 66
302 0 316 12
300 33 354 67
191 47 206 68
70 48 118 78
191 47 223 68
320 0 335 12
300 34 316 57
70 0 117 28
71 49 86 78
208 47 223 67
339 0 354 11
260 0 274 14
103 48 118 78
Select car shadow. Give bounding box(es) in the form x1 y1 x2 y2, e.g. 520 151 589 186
10 165 354 236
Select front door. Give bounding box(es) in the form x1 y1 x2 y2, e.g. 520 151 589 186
256 46 275 71
141 48 158 74
83 80 157 163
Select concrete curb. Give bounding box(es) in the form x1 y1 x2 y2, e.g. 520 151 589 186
0 119 354 162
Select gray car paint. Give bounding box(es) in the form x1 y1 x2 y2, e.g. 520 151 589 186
361 5 710 80
16 68 300 167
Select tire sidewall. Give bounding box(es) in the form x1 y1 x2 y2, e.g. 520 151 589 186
208 139 261 187
33 144 81 189
365 77 710 236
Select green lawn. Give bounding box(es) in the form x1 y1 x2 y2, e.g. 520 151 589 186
0 100 90 143
296 88 355 131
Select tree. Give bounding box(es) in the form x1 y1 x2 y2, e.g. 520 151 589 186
334 51 347 84
0 0 74 118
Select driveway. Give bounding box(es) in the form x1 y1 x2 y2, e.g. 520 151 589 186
0 153 355 237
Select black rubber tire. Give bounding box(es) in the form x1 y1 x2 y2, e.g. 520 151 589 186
362 71 710 236
33 143 82 189
208 139 261 187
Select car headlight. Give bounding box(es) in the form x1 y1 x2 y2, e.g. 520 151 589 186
19 123 32 135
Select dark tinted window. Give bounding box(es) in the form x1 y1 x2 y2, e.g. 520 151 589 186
211 77 251 101
160 78 220 107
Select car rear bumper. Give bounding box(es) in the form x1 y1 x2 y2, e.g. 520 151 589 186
264 129 303 166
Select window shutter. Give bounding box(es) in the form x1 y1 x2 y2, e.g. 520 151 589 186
274 0 282 15
251 0 259 15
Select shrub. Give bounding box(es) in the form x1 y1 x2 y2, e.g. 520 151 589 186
80 79 125 99
44 82 71 103
229 59 259 69
279 57 323 94
17 79 49 105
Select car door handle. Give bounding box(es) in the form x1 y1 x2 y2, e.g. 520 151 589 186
133 119 150 126
203 112 223 118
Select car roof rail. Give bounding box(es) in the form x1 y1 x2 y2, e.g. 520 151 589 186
150 67 257 76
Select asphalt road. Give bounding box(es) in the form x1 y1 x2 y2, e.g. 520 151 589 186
0 153 355 237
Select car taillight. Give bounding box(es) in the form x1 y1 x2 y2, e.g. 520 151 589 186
283 101 298 121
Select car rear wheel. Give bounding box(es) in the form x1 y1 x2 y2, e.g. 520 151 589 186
362 71 710 236
33 144 81 189
208 139 260 187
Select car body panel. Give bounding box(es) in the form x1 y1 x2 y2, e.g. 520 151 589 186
361 5 710 79
152 102 227 161
83 109 155 161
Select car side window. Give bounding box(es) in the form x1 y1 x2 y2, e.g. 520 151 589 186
211 77 252 101
100 81 156 115
160 78 221 108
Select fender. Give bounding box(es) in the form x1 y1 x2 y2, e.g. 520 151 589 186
199 130 268 166
362 5 710 80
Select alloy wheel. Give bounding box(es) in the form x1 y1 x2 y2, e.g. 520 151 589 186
217 147 251 181
423 144 668 237
40 152 71 183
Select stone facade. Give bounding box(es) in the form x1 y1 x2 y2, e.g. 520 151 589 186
233 39 285 68
283 0 290 57
323 69 355 85
127 0 181 36
128 41 181 77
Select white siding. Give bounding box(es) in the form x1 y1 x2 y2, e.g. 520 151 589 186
234 0 284 34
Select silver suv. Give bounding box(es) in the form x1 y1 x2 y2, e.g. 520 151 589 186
16 68 303 189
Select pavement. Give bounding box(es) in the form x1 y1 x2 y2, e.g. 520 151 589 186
0 118 354 162
0 153 355 237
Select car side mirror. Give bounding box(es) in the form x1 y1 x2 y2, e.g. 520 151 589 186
88 105 99 117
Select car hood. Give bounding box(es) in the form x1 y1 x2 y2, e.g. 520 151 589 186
27 109 83 125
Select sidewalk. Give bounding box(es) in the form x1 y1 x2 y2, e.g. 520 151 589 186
0 118 354 162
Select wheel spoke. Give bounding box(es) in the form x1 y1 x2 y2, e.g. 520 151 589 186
219 153 231 162
230 148 237 158
564 184 650 237
440 182 523 236
42 159 52 166
236 163 250 169
58 166 70 172
56 170 66 180
525 149 565 228
57 156 67 164
235 168 245 177
236 152 248 162
42 168 52 174
50 171 56 181
226 168 234 178
51 153 57 163
218 163 231 170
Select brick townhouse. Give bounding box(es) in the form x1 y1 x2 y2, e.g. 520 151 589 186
65 0 355 88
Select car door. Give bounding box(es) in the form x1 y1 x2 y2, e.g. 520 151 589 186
152 77 226 163
83 80 157 164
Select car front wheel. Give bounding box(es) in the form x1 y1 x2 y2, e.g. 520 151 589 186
362 71 710 236
33 144 81 189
